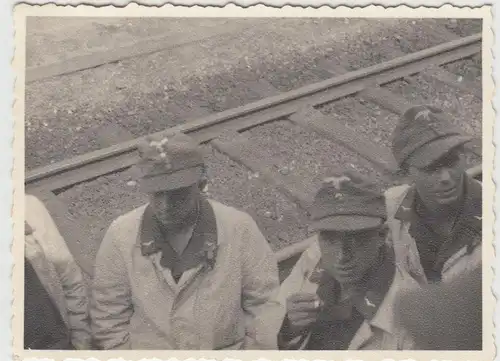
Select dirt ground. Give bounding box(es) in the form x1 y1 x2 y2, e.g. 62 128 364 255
29 18 483 264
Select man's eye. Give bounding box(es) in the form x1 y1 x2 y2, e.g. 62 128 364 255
426 153 460 172
423 164 439 173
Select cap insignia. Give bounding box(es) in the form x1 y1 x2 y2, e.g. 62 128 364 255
148 137 172 169
364 296 376 308
323 175 351 190
414 109 431 121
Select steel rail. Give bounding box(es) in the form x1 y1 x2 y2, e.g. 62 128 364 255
26 33 482 192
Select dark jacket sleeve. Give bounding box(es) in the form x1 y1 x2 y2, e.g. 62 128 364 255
394 265 482 350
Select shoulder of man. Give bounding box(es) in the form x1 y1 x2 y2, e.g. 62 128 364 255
384 184 411 202
25 193 48 220
105 205 148 238
384 184 411 217
25 193 40 207
208 199 257 226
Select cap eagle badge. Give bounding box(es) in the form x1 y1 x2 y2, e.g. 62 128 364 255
142 137 172 170
323 175 351 190
414 109 432 121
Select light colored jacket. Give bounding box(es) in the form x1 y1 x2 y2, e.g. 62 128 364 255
24 194 91 349
277 237 418 350
90 200 281 350
384 183 482 284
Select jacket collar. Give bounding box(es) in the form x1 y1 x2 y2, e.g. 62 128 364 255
367 264 404 335
348 264 421 349
394 185 418 222
138 197 219 275
348 247 396 328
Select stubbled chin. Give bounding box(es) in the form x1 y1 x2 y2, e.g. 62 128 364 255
333 269 364 285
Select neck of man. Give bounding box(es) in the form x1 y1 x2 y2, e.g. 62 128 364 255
158 209 198 256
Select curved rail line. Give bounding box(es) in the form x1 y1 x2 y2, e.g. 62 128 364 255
26 33 483 278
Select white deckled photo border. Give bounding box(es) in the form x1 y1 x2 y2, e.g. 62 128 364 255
6 3 497 361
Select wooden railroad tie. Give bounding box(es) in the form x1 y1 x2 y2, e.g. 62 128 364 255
289 106 399 176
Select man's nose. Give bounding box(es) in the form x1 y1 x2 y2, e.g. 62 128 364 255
338 244 352 263
438 168 453 183
156 195 171 209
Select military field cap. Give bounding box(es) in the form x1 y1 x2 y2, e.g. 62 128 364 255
309 172 387 232
392 105 473 169
135 132 205 193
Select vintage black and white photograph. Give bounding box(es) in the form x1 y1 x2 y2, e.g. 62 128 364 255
14 4 494 359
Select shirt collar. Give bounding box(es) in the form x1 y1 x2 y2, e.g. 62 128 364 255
394 185 418 222
456 176 482 229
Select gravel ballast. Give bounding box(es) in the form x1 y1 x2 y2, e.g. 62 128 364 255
383 75 482 136
244 120 387 189
318 96 400 150
444 57 482 81
26 18 480 170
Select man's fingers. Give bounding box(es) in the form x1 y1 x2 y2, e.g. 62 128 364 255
289 310 318 321
288 293 319 303
288 299 324 312
289 315 317 328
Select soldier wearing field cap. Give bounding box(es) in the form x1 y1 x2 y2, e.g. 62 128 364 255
385 105 482 284
277 172 419 350
91 132 281 350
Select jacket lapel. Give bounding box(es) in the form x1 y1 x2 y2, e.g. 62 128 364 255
348 321 373 350
130 247 178 337
139 197 218 284
388 186 428 284
130 199 220 338
176 198 218 292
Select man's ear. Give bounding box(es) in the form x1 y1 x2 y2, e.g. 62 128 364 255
199 178 209 193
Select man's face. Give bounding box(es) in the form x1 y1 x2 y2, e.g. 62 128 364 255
409 148 466 208
318 226 387 286
149 183 200 228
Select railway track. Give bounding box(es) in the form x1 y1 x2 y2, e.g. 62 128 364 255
25 33 483 280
